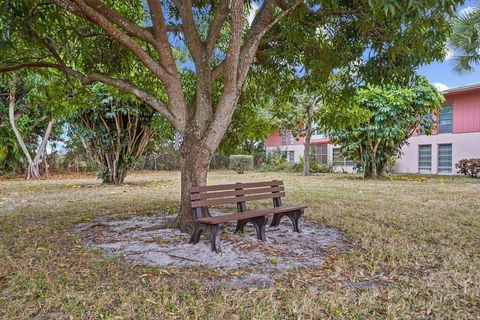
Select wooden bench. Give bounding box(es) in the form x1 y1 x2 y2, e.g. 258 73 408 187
189 180 307 253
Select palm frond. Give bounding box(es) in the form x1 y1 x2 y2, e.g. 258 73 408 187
449 3 480 74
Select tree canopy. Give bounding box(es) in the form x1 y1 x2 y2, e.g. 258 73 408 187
326 77 444 178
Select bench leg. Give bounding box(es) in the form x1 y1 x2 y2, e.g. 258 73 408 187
250 216 268 242
287 210 303 233
270 210 304 233
234 219 248 234
205 224 223 253
189 223 203 244
270 213 282 227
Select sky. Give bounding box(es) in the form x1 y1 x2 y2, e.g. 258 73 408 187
417 0 480 91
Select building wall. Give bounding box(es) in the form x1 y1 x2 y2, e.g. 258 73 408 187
266 142 357 173
395 89 480 174
448 91 480 133
394 132 480 174
265 129 304 148
266 144 305 162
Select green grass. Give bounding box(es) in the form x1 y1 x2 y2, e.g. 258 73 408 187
1 171 479 319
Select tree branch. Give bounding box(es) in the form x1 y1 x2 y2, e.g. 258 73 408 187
206 1 229 57
51 0 170 84
146 0 179 74
82 0 155 44
204 0 243 150
237 0 301 86
0 62 180 129
171 0 206 68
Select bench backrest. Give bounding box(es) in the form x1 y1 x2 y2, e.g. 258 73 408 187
190 180 285 209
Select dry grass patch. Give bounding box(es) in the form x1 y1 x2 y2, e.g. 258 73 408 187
1 171 479 319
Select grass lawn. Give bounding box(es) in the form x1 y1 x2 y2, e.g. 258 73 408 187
1 171 479 319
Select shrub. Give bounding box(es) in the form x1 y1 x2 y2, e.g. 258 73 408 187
229 155 253 174
456 159 480 178
385 155 397 173
293 156 332 173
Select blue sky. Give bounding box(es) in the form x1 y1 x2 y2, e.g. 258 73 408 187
417 0 480 90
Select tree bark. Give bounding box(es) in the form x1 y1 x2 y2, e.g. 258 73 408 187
303 130 311 176
371 155 378 179
8 80 54 180
178 132 213 231
303 104 314 176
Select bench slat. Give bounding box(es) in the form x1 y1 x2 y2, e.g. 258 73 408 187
191 192 286 208
190 180 283 193
196 205 308 224
190 186 284 200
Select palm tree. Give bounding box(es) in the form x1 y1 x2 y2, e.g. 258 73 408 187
449 4 480 74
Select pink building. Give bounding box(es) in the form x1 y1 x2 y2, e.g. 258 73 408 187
265 83 480 174
395 83 480 174
265 129 355 173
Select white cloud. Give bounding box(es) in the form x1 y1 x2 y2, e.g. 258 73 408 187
434 82 449 91
248 2 260 26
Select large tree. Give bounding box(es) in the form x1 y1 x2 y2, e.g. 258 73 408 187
327 77 444 179
0 1 461 229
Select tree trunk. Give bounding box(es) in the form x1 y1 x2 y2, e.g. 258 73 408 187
101 156 128 185
303 131 311 176
371 155 378 179
8 81 54 180
178 133 213 232
302 103 314 176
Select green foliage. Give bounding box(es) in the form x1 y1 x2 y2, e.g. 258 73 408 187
293 156 332 174
0 76 67 175
456 159 480 178
69 86 162 184
327 77 444 178
218 77 275 154
258 148 293 173
449 2 480 74
210 153 230 170
229 155 253 174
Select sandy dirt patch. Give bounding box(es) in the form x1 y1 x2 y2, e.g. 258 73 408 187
74 211 345 287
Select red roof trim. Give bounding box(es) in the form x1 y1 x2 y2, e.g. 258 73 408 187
310 139 330 145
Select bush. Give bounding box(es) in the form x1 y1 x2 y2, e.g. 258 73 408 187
293 156 332 173
211 153 230 170
229 155 253 174
456 159 480 178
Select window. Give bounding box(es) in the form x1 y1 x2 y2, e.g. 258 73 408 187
333 147 355 166
281 131 287 145
288 132 294 145
282 151 295 162
418 145 432 173
438 104 452 134
438 144 452 173
288 150 294 163
310 144 328 164
281 129 293 145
